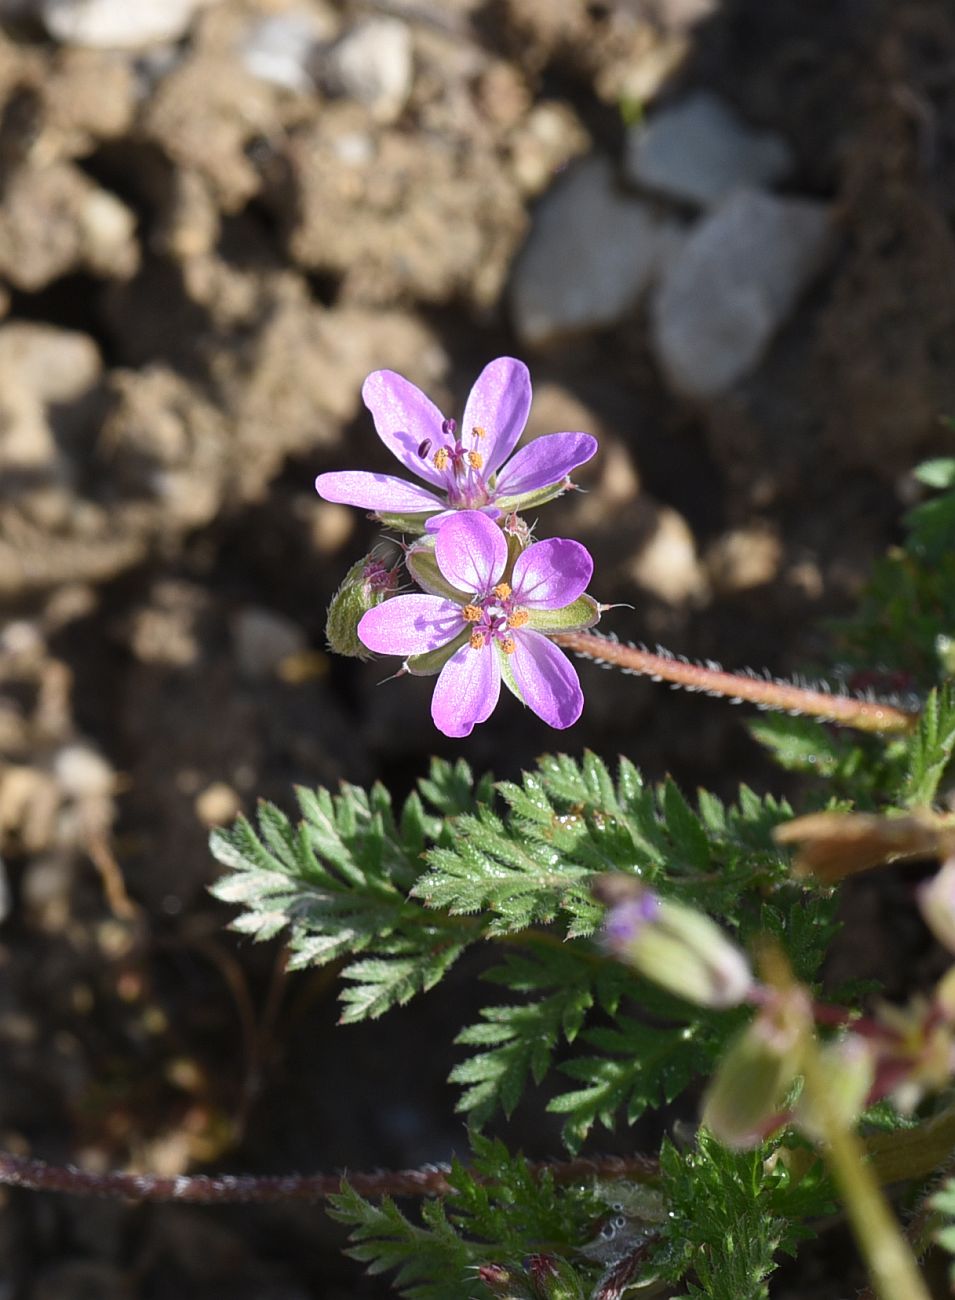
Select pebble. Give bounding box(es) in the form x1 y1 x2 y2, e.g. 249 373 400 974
625 92 793 209
0 323 101 404
241 10 335 94
626 504 706 605
510 155 686 347
650 189 833 400
317 17 413 123
41 0 211 48
232 605 307 680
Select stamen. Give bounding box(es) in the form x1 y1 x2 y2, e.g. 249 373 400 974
501 636 517 655
441 418 457 438
469 630 486 650
472 425 487 439
493 583 512 600
463 604 482 623
508 609 530 628
417 438 432 458
467 451 484 470
433 448 450 471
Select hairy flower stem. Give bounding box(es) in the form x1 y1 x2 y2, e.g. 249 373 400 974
554 632 919 734
800 1034 931 1300
0 1151 658 1204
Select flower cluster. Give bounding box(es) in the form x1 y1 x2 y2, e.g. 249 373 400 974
318 358 600 737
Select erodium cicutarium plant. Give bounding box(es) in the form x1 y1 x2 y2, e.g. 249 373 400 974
6 368 955 1300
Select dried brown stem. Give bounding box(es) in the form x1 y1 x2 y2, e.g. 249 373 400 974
0 1151 659 1203
555 632 919 735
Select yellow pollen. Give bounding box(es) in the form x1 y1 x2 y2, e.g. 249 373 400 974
467 451 484 470
463 604 482 623
501 636 517 655
469 630 486 650
492 582 511 600
508 609 530 628
433 448 450 471
472 425 487 439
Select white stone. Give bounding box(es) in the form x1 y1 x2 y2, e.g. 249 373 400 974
42 0 213 48
241 10 335 94
0 324 101 404
318 17 413 123
625 92 793 209
651 189 832 400
510 155 686 348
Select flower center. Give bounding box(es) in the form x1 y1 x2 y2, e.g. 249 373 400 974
461 586 528 656
417 415 493 508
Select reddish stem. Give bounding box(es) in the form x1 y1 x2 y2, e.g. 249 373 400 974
554 632 919 735
0 1150 659 1203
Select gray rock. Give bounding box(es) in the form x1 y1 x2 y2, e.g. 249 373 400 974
510 155 686 347
232 606 307 680
42 0 212 48
650 189 833 400
625 92 793 209
241 9 336 94
318 17 413 123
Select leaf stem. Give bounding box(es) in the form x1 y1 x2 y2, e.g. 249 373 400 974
554 632 918 734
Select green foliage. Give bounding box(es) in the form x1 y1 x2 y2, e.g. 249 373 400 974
328 1134 601 1300
652 1134 832 1300
930 1176 955 1288
899 684 955 806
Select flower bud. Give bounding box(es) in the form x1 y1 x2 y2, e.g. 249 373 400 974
701 986 812 1149
524 1254 586 1300
596 876 753 1009
919 856 955 955
325 553 400 659
793 1033 875 1143
478 1263 532 1298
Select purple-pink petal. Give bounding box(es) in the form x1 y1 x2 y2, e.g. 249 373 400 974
460 357 531 477
512 538 593 610
361 370 447 488
434 510 507 596
492 431 598 500
508 630 584 729
315 470 443 514
358 594 464 657
424 504 501 534
431 642 501 737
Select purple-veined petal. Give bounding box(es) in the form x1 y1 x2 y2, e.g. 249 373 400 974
512 537 593 610
493 432 598 500
434 510 507 595
431 641 501 737
358 594 464 657
507 630 584 729
460 357 531 476
362 370 448 488
315 470 443 514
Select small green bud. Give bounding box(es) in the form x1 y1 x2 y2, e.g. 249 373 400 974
325 553 400 659
478 1263 533 1299
597 875 753 1009
524 1254 586 1300
794 1033 875 1143
701 986 811 1149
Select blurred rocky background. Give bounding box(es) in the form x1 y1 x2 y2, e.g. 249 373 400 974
0 0 952 1295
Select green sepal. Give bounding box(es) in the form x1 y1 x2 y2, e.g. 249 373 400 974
406 626 470 677
406 541 471 601
373 509 435 535
493 481 575 517
525 594 600 635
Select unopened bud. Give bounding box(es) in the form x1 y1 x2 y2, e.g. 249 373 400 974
794 1033 875 1143
596 875 753 1009
325 554 400 659
524 1254 585 1300
919 857 955 955
478 1263 531 1298
701 986 812 1149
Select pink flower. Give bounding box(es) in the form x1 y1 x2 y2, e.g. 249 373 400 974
357 511 594 737
315 357 597 533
